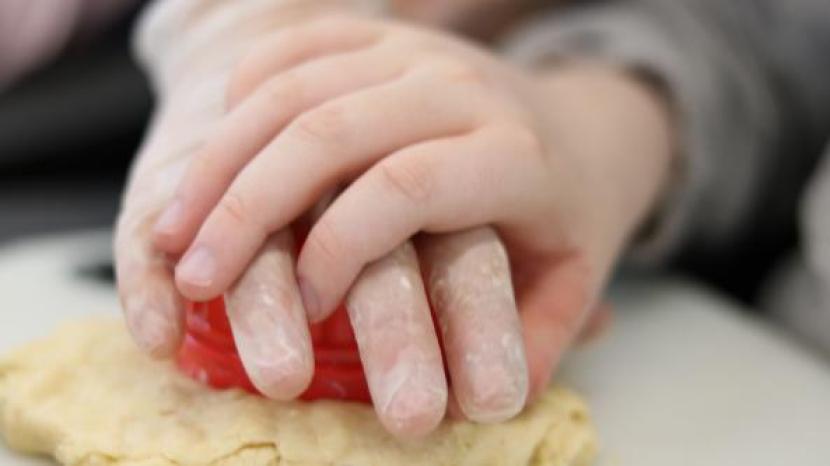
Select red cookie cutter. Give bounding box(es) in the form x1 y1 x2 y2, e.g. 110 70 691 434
177 297 372 403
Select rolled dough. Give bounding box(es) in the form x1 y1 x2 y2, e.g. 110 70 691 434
0 320 596 466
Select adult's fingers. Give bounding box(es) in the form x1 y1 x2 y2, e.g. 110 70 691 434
346 242 447 438
298 125 542 321
418 227 528 423
116 217 184 358
116 60 241 357
575 302 613 344
518 256 595 402
153 38 401 254
175 70 479 301
115 161 188 358
226 231 314 400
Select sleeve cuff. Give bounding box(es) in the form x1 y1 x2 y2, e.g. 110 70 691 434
501 3 778 264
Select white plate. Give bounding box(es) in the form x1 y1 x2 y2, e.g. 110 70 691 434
2 232 829 465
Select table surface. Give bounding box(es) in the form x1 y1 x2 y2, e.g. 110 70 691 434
1 231 829 466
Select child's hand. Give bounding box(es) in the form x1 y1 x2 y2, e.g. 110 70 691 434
150 16 671 435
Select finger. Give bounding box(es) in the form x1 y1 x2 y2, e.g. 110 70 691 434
346 242 447 438
226 16 382 107
116 71 224 357
176 71 479 301
519 257 595 403
418 227 528 423
226 231 314 400
575 302 613 345
298 126 537 321
115 181 185 358
153 43 410 253
446 391 465 421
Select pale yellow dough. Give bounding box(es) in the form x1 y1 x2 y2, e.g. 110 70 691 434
0 320 596 466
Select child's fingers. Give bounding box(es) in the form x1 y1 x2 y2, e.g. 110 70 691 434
297 125 539 320
153 43 410 254
226 16 382 107
174 72 477 301
418 227 528 423
519 257 595 403
226 231 314 400
346 242 447 438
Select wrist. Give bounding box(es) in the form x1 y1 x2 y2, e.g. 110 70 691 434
592 65 675 239
533 62 675 250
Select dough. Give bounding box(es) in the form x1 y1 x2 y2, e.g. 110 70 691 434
0 320 597 466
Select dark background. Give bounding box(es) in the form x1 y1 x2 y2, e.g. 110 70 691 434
0 20 150 244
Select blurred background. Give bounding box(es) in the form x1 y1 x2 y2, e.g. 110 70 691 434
0 11 148 244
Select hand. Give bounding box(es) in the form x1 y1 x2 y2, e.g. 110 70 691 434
151 15 671 432
118 4 540 438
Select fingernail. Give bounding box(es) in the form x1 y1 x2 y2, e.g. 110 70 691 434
461 334 528 422
298 276 321 322
378 370 446 437
177 246 216 287
154 199 184 236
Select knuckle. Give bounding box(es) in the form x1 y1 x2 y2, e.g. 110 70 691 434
228 42 277 106
227 66 254 107
308 218 345 265
187 150 215 181
423 57 484 85
290 104 350 147
227 26 306 105
494 123 544 160
305 14 365 32
217 191 254 227
258 26 303 59
379 32 421 55
377 156 434 204
261 70 304 109
509 125 545 156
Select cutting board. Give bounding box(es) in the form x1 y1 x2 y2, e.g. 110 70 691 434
1 231 829 465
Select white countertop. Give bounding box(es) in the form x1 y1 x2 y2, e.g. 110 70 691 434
1 231 829 465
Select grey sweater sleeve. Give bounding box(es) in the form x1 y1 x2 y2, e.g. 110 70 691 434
502 0 830 263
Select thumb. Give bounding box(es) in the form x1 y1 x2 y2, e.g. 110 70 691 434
575 302 613 345
518 257 595 403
